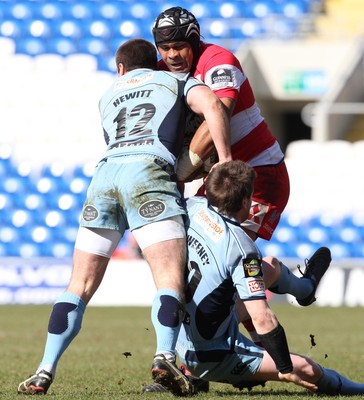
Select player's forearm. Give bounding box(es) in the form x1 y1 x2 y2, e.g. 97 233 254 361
258 324 293 374
189 120 216 161
203 102 232 162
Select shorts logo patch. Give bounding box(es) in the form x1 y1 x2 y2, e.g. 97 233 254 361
243 258 262 277
138 200 166 219
82 205 99 221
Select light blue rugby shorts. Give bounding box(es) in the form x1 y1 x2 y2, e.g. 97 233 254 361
177 323 264 385
79 155 186 233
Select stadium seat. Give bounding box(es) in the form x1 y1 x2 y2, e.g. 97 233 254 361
13 193 47 212
37 2 68 20
274 0 309 18
69 2 96 20
45 242 74 258
0 193 13 212
352 243 364 258
265 17 299 38
47 193 82 212
0 155 17 177
231 19 264 39
290 242 317 260
244 0 276 18
68 177 90 195
47 37 78 56
335 227 363 244
129 3 152 20
78 37 108 57
0 19 23 39
97 2 123 20
53 20 83 40
17 242 42 258
7 2 34 20
42 209 67 228
84 19 112 39
22 19 53 39
72 163 95 179
0 226 21 244
218 2 243 18
8 209 36 228
273 225 301 244
54 225 79 243
0 176 33 194
41 162 68 179
29 225 54 245
201 19 231 39
329 242 354 258
0 241 10 257
110 19 143 39
36 176 70 195
257 240 293 258
300 226 332 245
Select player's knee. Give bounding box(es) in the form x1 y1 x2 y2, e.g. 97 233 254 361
262 256 281 282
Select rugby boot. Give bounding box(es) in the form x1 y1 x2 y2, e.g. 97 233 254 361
18 370 53 395
297 247 332 306
151 354 192 396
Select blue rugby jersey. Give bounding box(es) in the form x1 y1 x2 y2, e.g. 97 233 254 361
182 196 267 343
99 69 205 165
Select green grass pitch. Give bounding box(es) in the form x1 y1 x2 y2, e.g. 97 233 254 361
2 304 364 399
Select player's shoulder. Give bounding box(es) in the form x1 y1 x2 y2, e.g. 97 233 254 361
199 41 238 63
186 196 208 210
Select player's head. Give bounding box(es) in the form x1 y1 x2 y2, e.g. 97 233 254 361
115 38 157 75
152 7 200 72
205 160 256 220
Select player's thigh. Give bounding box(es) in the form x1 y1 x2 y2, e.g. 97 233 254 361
134 216 186 290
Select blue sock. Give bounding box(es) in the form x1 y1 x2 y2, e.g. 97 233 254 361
269 262 313 300
151 288 184 359
317 368 364 395
37 292 86 376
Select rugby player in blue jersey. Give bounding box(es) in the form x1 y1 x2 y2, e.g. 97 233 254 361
17 38 232 396
172 160 364 395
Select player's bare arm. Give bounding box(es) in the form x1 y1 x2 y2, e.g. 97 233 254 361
187 86 232 163
189 97 235 160
177 87 232 181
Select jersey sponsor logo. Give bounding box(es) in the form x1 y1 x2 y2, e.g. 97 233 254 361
138 200 166 219
210 68 234 90
243 258 263 278
82 205 99 221
205 64 243 90
247 277 265 294
113 72 154 90
194 209 224 242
